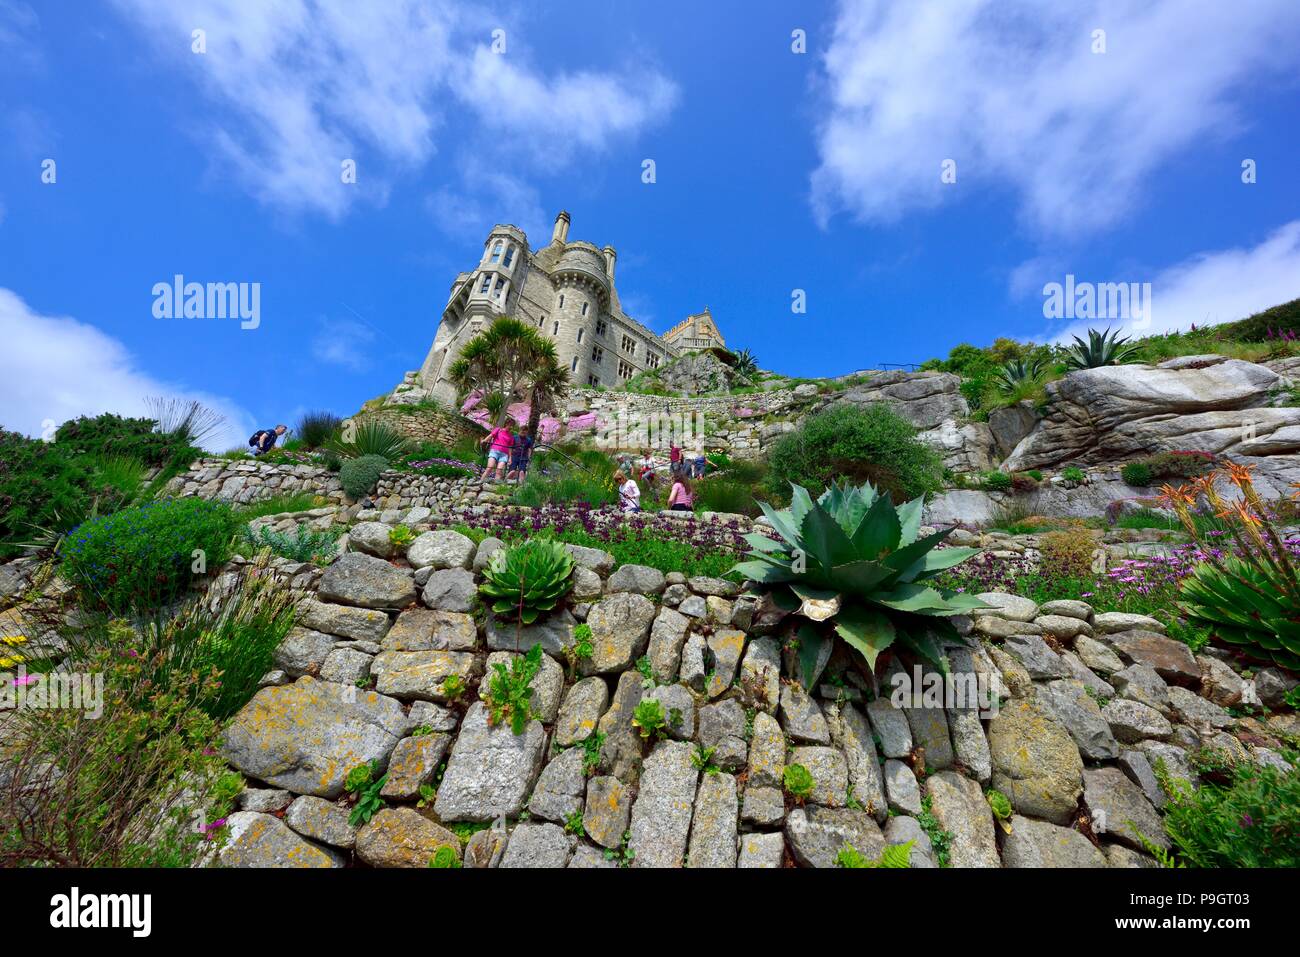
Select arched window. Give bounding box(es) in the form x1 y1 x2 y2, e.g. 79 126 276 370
553 320 560 335
559 294 566 309
576 328 584 343
571 356 578 372
489 241 503 264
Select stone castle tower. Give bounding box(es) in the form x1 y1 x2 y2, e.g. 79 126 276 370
415 211 727 405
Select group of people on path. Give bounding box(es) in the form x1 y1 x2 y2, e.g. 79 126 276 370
613 440 716 514
476 420 719 513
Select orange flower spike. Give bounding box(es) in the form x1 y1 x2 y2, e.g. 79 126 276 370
1223 461 1256 488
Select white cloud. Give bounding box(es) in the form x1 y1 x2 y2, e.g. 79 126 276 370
310 317 376 372
110 0 677 218
811 0 1300 235
0 288 255 449
1044 221 1300 343
426 165 547 242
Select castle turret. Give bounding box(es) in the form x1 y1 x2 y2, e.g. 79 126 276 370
551 210 570 245
602 245 617 283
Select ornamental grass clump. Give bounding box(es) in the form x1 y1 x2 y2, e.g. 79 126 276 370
479 538 575 625
1160 465 1300 671
731 480 985 687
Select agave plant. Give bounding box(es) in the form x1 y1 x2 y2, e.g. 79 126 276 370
731 481 986 686
479 539 575 625
1163 466 1300 670
992 357 1045 395
1063 327 1142 370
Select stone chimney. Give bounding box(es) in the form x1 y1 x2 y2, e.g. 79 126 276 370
551 210 570 245
602 245 617 282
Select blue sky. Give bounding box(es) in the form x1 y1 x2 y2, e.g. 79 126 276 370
2 0 1299 448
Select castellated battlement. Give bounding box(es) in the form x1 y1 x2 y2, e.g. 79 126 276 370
415 211 729 406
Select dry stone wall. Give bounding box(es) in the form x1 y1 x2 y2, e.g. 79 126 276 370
208 513 1297 869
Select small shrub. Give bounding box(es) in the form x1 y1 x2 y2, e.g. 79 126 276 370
479 539 575 625
0 623 230 867
1038 527 1097 580
482 644 543 735
60 498 240 614
53 412 192 468
428 845 461 868
1025 470 1043 482
1061 466 1085 483
0 429 94 557
339 454 389 498
766 403 943 502
982 470 1012 491
1121 462 1153 487
1154 756 1300 867
242 524 340 565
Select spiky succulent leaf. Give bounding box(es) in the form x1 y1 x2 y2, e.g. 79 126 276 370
730 479 985 677
832 604 896 671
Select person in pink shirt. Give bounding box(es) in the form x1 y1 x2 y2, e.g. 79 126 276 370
667 475 694 512
480 422 515 483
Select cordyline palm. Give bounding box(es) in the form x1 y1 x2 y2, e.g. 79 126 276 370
447 317 566 428
733 348 759 379
525 359 571 441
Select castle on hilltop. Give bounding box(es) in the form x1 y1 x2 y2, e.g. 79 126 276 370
415 211 729 405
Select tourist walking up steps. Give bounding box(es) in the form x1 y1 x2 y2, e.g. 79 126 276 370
507 428 534 484
481 421 516 483
249 424 287 456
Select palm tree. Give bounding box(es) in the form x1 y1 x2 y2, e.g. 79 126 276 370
732 348 759 379
1063 327 1143 370
447 316 569 430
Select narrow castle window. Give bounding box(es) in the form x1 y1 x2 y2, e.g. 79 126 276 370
559 294 565 309
571 356 578 372
577 328 584 343
503 246 515 268
489 241 503 264
553 320 559 335
581 302 588 316
479 275 492 294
